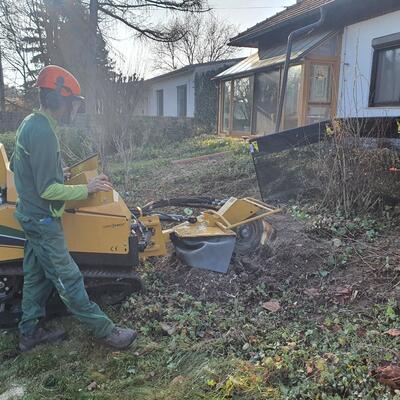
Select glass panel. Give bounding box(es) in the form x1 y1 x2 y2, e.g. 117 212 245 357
222 81 231 132
283 65 302 131
232 77 253 132
177 85 187 117
375 47 400 104
309 64 332 103
308 34 339 58
254 70 280 135
307 105 330 124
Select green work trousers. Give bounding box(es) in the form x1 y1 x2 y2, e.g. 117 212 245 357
15 209 115 338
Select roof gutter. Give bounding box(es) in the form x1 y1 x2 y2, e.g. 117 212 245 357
275 6 327 133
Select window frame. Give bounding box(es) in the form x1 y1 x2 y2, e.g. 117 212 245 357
369 34 400 107
252 68 282 135
156 89 164 116
176 84 187 117
218 32 341 135
232 76 254 134
219 76 255 136
220 80 233 133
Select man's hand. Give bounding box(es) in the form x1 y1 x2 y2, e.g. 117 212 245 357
87 174 113 194
63 167 72 181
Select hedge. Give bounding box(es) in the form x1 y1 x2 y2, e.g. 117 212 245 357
0 132 16 158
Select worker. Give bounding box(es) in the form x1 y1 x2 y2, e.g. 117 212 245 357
10 65 137 352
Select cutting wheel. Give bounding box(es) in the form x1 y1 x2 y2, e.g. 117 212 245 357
234 219 272 255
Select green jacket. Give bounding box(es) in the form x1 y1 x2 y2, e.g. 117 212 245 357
10 110 88 218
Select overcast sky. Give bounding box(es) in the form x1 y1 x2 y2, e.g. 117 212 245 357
107 0 296 78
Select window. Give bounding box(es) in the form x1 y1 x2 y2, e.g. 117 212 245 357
254 70 280 135
232 77 253 132
370 35 400 106
218 33 340 135
283 65 302 130
220 77 253 134
177 85 187 117
156 89 164 116
306 63 333 124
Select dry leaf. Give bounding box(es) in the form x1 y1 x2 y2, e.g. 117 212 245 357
304 288 320 297
335 286 352 296
356 327 367 337
323 352 339 364
170 375 187 385
87 381 97 391
160 322 177 336
333 286 353 304
331 324 342 333
262 301 281 312
371 364 400 390
386 328 400 337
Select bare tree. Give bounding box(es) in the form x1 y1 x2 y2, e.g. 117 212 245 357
0 47 5 111
0 0 208 97
0 0 37 90
153 12 239 72
95 0 206 42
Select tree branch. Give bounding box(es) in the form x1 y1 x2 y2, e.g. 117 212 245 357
99 5 183 42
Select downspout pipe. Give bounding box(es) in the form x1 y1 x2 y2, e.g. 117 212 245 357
275 6 327 133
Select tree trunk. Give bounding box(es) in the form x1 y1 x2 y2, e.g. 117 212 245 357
0 47 6 112
87 0 98 114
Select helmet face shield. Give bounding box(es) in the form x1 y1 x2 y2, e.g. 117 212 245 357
70 96 85 122
60 96 85 125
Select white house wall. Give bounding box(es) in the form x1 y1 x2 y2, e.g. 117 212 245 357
147 73 195 117
337 10 400 118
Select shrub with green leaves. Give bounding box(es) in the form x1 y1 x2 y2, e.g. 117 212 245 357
0 131 16 158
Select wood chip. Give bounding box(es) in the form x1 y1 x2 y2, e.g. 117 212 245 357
87 381 97 391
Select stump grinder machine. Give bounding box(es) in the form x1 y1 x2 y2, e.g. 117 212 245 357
0 143 279 325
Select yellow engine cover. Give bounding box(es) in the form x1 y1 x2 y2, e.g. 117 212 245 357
0 148 134 263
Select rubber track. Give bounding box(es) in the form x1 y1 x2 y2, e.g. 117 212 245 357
0 265 143 328
0 263 140 281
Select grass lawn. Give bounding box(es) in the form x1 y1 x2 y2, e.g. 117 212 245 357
0 136 400 399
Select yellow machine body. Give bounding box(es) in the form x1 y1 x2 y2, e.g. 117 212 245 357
0 142 279 272
0 147 138 266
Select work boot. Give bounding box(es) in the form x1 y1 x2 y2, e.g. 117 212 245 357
97 327 137 349
19 326 67 352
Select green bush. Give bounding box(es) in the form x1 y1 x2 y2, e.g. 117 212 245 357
0 132 16 158
0 128 94 165
57 127 94 165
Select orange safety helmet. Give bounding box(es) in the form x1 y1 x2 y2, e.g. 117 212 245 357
36 65 81 97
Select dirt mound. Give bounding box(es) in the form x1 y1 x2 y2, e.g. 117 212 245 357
146 212 400 314
148 213 333 305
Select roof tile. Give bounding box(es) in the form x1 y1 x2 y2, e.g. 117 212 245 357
230 0 334 45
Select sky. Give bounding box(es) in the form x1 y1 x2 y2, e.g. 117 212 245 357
107 0 296 79
2 0 296 85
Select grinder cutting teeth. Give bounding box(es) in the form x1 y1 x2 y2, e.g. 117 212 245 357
0 145 280 325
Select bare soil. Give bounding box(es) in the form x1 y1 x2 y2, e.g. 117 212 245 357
146 211 400 317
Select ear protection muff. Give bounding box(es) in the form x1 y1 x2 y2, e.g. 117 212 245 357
45 76 65 110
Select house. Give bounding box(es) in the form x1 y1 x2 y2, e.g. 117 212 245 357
214 0 400 136
135 59 243 119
